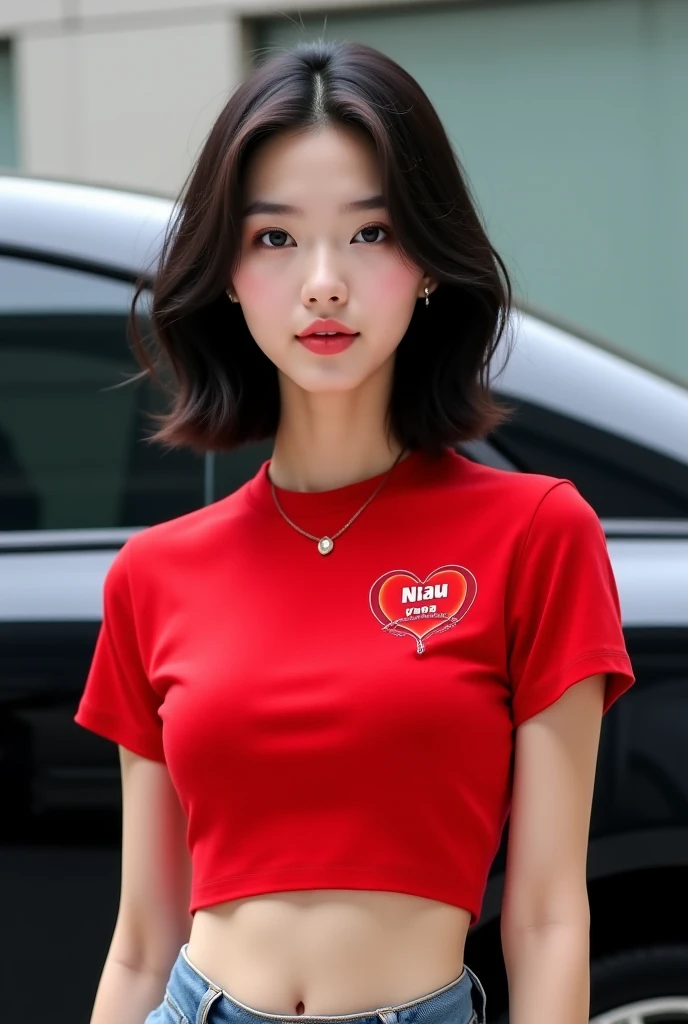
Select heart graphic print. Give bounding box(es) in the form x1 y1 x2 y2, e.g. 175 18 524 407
369 565 477 654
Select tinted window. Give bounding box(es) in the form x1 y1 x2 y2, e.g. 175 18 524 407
211 442 275 502
0 256 205 531
493 399 688 518
459 438 517 472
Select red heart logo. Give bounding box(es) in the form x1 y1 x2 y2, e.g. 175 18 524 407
369 565 477 653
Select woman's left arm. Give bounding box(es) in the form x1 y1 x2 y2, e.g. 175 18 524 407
500 672 606 1024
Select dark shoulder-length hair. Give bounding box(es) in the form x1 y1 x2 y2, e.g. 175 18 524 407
128 39 514 455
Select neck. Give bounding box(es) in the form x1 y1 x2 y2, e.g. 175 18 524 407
269 365 404 492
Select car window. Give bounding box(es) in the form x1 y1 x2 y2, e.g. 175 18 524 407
0 256 206 531
459 438 517 472
493 398 688 518
211 442 275 503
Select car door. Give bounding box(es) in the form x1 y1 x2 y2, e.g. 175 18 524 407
490 395 688 844
0 254 212 826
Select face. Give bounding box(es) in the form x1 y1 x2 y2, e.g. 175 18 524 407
231 124 431 395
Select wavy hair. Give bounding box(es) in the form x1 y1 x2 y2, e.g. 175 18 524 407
128 39 514 455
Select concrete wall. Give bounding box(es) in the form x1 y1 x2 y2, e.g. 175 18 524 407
257 1 688 383
4 2 255 194
1 0 436 194
2 0 687 381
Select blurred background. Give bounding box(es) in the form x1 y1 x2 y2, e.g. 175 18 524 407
2 0 687 383
1 3 688 1024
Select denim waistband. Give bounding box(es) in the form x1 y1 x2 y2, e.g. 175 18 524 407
153 944 487 1024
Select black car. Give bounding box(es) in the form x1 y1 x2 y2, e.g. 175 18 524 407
1 173 688 1024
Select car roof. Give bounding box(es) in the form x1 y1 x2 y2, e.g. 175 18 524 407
0 173 173 277
2 173 687 467
502 314 688 466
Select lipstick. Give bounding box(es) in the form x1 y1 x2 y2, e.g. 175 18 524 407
297 318 359 356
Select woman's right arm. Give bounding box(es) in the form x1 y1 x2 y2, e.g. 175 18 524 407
87 746 193 1024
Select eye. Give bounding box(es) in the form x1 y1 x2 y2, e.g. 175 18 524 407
256 229 295 248
352 224 389 244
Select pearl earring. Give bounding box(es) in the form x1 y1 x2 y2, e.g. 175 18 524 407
226 288 238 304
424 286 430 307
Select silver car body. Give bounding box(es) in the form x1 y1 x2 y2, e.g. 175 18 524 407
1 174 687 627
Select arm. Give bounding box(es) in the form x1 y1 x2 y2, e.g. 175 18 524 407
87 747 193 1024
85 960 176 1024
500 673 606 1024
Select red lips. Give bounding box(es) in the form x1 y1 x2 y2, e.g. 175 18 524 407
297 318 357 337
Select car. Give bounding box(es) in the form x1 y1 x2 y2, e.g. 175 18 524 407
1 173 687 1024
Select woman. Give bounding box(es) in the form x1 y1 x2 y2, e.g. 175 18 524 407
75 40 635 1024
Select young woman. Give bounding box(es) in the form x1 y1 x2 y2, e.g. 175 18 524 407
75 40 635 1024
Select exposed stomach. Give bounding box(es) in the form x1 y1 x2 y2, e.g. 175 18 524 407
186 889 472 1016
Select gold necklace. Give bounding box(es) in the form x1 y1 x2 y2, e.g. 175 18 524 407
270 449 406 555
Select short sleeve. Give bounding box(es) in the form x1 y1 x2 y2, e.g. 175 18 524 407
507 480 635 728
74 540 166 762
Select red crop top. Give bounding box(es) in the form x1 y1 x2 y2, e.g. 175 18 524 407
74 448 635 925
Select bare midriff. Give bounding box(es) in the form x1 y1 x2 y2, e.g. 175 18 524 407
185 890 472 1017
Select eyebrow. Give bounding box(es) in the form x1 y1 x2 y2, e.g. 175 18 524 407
242 195 386 217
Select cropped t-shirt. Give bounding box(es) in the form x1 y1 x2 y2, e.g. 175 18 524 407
74 447 635 925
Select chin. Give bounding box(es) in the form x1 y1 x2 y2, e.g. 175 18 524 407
292 370 369 394
288 353 396 394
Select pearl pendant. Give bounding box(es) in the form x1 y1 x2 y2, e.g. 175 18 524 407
318 536 334 555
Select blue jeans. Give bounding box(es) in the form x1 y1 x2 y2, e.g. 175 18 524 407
144 944 487 1024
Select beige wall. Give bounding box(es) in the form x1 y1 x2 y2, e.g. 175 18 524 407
10 4 253 194
17 18 246 194
4 0 434 195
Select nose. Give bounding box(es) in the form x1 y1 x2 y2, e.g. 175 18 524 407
301 246 348 307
